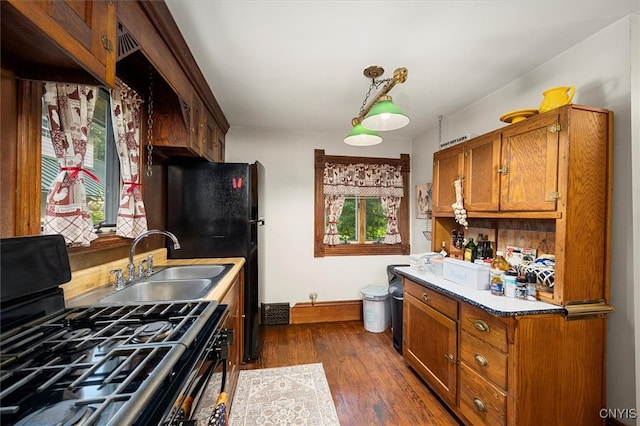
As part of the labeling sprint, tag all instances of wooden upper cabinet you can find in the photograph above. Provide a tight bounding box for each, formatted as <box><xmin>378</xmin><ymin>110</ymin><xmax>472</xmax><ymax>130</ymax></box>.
<box><xmin>432</xmin><ymin>145</ymin><xmax>464</xmax><ymax>214</ymax></box>
<box><xmin>499</xmin><ymin>113</ymin><xmax>559</xmax><ymax>211</ymax></box>
<box><xmin>188</xmin><ymin>91</ymin><xmax>204</xmax><ymax>155</ymax></box>
<box><xmin>201</xmin><ymin>109</ymin><xmax>225</xmax><ymax>162</ymax></box>
<box><xmin>463</xmin><ymin>132</ymin><xmax>501</xmax><ymax>212</ymax></box>
<box><xmin>1</xmin><ymin>0</ymin><xmax>116</xmax><ymax>87</ymax></box>
<box><xmin>433</xmin><ymin>110</ymin><xmax>561</xmax><ymax>216</ymax></box>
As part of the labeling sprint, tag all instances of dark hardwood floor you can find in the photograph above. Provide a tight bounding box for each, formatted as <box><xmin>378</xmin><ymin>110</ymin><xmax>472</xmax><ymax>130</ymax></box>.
<box><xmin>242</xmin><ymin>321</ymin><xmax>462</xmax><ymax>426</ymax></box>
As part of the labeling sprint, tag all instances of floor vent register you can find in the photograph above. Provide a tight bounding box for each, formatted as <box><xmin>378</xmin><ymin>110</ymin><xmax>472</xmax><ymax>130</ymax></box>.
<box><xmin>261</xmin><ymin>303</ymin><xmax>290</xmax><ymax>325</ymax></box>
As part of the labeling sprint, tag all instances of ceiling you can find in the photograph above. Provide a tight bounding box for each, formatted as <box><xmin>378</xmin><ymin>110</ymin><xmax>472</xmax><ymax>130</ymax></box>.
<box><xmin>164</xmin><ymin>1</ymin><xmax>639</xmax><ymax>140</ymax></box>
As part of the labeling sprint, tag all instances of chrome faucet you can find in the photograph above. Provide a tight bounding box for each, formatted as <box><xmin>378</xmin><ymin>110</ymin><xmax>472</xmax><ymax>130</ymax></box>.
<box><xmin>128</xmin><ymin>230</ymin><xmax>181</xmax><ymax>282</ymax></box>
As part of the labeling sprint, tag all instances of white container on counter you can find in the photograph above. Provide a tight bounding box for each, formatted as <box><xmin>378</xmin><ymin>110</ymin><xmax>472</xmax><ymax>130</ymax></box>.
<box><xmin>409</xmin><ymin>252</ymin><xmax>444</xmax><ymax>276</ymax></box>
<box><xmin>443</xmin><ymin>258</ymin><xmax>490</xmax><ymax>290</ymax></box>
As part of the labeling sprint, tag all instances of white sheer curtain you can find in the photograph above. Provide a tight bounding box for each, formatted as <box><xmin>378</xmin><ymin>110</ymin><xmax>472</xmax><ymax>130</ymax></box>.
<box><xmin>42</xmin><ymin>83</ymin><xmax>98</xmax><ymax>247</ymax></box>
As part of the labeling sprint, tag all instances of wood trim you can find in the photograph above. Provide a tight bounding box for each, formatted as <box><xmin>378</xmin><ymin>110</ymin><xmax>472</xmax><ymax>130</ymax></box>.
<box><xmin>15</xmin><ymin>79</ymin><xmax>42</xmax><ymax>236</ymax></box>
<box><xmin>137</xmin><ymin>0</ymin><xmax>229</xmax><ymax>132</ymax></box>
<box><xmin>313</xmin><ymin>149</ymin><xmax>411</xmax><ymax>257</ymax></box>
<box><xmin>290</xmin><ymin>300</ymin><xmax>363</xmax><ymax>324</ymax></box>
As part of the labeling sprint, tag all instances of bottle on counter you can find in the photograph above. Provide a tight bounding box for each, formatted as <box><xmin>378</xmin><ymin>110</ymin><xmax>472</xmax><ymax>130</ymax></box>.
<box><xmin>440</xmin><ymin>241</ymin><xmax>448</xmax><ymax>257</ymax></box>
<box><xmin>457</xmin><ymin>229</ymin><xmax>465</xmax><ymax>249</ymax></box>
<box><xmin>476</xmin><ymin>234</ymin><xmax>485</xmax><ymax>260</ymax></box>
<box><xmin>504</xmin><ymin>271</ymin><xmax>518</xmax><ymax>297</ymax></box>
<box><xmin>464</xmin><ymin>238</ymin><xmax>477</xmax><ymax>262</ymax></box>
<box><xmin>490</xmin><ymin>251</ymin><xmax>509</xmax><ymax>296</ymax></box>
<box><xmin>483</xmin><ymin>235</ymin><xmax>493</xmax><ymax>259</ymax></box>
<box><xmin>525</xmin><ymin>272</ymin><xmax>538</xmax><ymax>301</ymax></box>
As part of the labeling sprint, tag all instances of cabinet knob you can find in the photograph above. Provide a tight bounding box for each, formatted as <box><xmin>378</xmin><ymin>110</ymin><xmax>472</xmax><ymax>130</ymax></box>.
<box><xmin>473</xmin><ymin>397</ymin><xmax>487</xmax><ymax>412</ymax></box>
<box><xmin>474</xmin><ymin>320</ymin><xmax>490</xmax><ymax>332</ymax></box>
<box><xmin>444</xmin><ymin>353</ymin><xmax>456</xmax><ymax>364</ymax></box>
<box><xmin>474</xmin><ymin>353</ymin><xmax>489</xmax><ymax>367</ymax></box>
<box><xmin>497</xmin><ymin>165</ymin><xmax>509</xmax><ymax>175</ymax></box>
<box><xmin>422</xmin><ymin>293</ymin><xmax>431</xmax><ymax>302</ymax></box>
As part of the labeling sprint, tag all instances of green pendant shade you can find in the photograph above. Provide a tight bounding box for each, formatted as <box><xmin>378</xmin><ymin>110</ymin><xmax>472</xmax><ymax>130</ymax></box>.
<box><xmin>361</xmin><ymin>96</ymin><xmax>410</xmax><ymax>131</ymax></box>
<box><xmin>344</xmin><ymin>123</ymin><xmax>383</xmax><ymax>146</ymax></box>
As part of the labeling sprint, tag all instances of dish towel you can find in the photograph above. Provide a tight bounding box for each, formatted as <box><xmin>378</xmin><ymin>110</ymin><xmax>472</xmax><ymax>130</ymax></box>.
<box><xmin>208</xmin><ymin>392</ymin><xmax>228</xmax><ymax>426</ymax></box>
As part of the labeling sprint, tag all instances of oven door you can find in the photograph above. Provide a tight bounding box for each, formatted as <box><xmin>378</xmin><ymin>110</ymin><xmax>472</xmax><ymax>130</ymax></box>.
<box><xmin>163</xmin><ymin>306</ymin><xmax>233</xmax><ymax>426</ymax></box>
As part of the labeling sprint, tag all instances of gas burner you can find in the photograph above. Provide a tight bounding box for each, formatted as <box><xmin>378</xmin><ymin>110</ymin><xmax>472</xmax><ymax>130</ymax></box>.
<box><xmin>62</xmin><ymin>328</ymin><xmax>92</xmax><ymax>340</ymax></box>
<box><xmin>134</xmin><ymin>321</ymin><xmax>173</xmax><ymax>343</ymax></box>
<box><xmin>15</xmin><ymin>400</ymin><xmax>95</xmax><ymax>426</ymax></box>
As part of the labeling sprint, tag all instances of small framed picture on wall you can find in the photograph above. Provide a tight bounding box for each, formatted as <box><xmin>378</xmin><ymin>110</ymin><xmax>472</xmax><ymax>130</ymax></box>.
<box><xmin>416</xmin><ymin>183</ymin><xmax>432</xmax><ymax>219</ymax></box>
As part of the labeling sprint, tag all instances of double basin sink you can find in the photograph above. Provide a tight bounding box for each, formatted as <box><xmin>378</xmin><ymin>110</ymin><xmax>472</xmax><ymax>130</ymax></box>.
<box><xmin>99</xmin><ymin>264</ymin><xmax>233</xmax><ymax>303</ymax></box>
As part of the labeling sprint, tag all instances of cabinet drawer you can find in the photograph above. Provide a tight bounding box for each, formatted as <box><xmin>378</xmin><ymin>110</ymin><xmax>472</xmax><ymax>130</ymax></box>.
<box><xmin>404</xmin><ymin>279</ymin><xmax>458</xmax><ymax>320</ymax></box>
<box><xmin>459</xmin><ymin>362</ymin><xmax>507</xmax><ymax>426</ymax></box>
<box><xmin>460</xmin><ymin>303</ymin><xmax>508</xmax><ymax>352</ymax></box>
<box><xmin>460</xmin><ymin>331</ymin><xmax>507</xmax><ymax>390</ymax></box>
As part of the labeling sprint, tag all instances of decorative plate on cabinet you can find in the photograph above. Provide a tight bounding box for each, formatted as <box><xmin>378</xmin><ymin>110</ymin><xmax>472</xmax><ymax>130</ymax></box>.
<box><xmin>499</xmin><ymin>108</ymin><xmax>539</xmax><ymax>124</ymax></box>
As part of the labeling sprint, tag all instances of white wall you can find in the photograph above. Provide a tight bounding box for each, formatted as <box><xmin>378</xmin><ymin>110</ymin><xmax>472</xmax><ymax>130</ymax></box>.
<box><xmin>410</xmin><ymin>16</ymin><xmax>638</xmax><ymax>423</ymax></box>
<box><xmin>225</xmin><ymin>127</ymin><xmax>411</xmax><ymax>305</ymax></box>
<box><xmin>226</xmin><ymin>15</ymin><xmax>638</xmax><ymax>421</ymax></box>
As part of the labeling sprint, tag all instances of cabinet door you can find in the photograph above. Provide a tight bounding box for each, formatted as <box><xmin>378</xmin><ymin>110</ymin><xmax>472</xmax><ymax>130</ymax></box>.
<box><xmin>499</xmin><ymin>114</ymin><xmax>559</xmax><ymax>211</ymax></box>
<box><xmin>189</xmin><ymin>93</ymin><xmax>204</xmax><ymax>154</ymax></box>
<box><xmin>4</xmin><ymin>0</ymin><xmax>116</xmax><ymax>87</ymax></box>
<box><xmin>464</xmin><ymin>133</ymin><xmax>501</xmax><ymax>211</ymax></box>
<box><xmin>201</xmin><ymin>111</ymin><xmax>225</xmax><ymax>162</ymax></box>
<box><xmin>432</xmin><ymin>145</ymin><xmax>464</xmax><ymax>214</ymax></box>
<box><xmin>403</xmin><ymin>292</ymin><xmax>458</xmax><ymax>405</ymax></box>
<box><xmin>220</xmin><ymin>274</ymin><xmax>241</xmax><ymax>402</ymax></box>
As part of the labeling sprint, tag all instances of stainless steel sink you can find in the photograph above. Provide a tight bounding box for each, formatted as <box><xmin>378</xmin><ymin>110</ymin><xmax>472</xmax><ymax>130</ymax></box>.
<box><xmin>100</xmin><ymin>278</ymin><xmax>215</xmax><ymax>303</ymax></box>
<box><xmin>148</xmin><ymin>264</ymin><xmax>232</xmax><ymax>281</ymax></box>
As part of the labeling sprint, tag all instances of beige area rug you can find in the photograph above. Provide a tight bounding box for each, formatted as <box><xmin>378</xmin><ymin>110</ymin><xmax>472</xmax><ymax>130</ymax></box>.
<box><xmin>229</xmin><ymin>363</ymin><xmax>340</xmax><ymax>426</ymax></box>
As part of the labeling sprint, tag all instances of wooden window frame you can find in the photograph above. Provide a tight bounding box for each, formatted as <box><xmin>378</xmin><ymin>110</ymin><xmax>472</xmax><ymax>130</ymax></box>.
<box><xmin>15</xmin><ymin>80</ymin><xmax>134</xmax><ymax>256</ymax></box>
<box><xmin>314</xmin><ymin>149</ymin><xmax>411</xmax><ymax>257</ymax></box>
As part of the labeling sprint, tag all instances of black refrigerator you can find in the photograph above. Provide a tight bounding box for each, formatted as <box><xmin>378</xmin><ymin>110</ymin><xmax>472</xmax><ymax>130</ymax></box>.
<box><xmin>166</xmin><ymin>158</ymin><xmax>264</xmax><ymax>362</ymax></box>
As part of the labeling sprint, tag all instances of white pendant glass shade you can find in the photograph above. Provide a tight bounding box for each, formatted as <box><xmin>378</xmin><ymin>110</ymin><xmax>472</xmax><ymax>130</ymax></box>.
<box><xmin>344</xmin><ymin>123</ymin><xmax>383</xmax><ymax>146</ymax></box>
<box><xmin>361</xmin><ymin>97</ymin><xmax>410</xmax><ymax>131</ymax></box>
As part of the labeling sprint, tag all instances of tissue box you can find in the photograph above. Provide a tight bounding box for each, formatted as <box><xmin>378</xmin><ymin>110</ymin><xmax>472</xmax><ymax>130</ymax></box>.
<box><xmin>443</xmin><ymin>258</ymin><xmax>490</xmax><ymax>290</ymax></box>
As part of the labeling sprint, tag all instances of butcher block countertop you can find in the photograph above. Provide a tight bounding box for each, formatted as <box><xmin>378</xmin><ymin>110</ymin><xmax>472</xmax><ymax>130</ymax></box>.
<box><xmin>65</xmin><ymin>248</ymin><xmax>245</xmax><ymax>307</ymax></box>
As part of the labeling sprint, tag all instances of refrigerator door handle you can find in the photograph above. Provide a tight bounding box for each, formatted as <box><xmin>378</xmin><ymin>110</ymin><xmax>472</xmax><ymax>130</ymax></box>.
<box><xmin>250</xmin><ymin>218</ymin><xmax>265</xmax><ymax>226</ymax></box>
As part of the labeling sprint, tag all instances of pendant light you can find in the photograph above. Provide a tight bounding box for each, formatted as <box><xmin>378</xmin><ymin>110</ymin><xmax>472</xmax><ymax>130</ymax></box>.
<box><xmin>344</xmin><ymin>66</ymin><xmax>409</xmax><ymax>145</ymax></box>
<box><xmin>361</xmin><ymin>95</ymin><xmax>410</xmax><ymax>131</ymax></box>
<box><xmin>344</xmin><ymin>123</ymin><xmax>383</xmax><ymax>146</ymax></box>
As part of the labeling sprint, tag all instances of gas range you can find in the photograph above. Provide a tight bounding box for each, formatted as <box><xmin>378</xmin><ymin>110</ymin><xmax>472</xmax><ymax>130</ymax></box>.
<box><xmin>0</xmin><ymin>300</ymin><xmax>226</xmax><ymax>425</ymax></box>
<box><xmin>0</xmin><ymin>236</ymin><xmax>231</xmax><ymax>426</ymax></box>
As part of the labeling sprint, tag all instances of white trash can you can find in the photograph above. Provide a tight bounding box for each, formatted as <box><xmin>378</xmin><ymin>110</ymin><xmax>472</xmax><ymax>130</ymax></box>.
<box><xmin>361</xmin><ymin>285</ymin><xmax>391</xmax><ymax>333</ymax></box>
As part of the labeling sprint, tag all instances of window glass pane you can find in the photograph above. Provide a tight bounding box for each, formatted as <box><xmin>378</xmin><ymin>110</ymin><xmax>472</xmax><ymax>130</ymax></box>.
<box><xmin>365</xmin><ymin>197</ymin><xmax>387</xmax><ymax>241</ymax></box>
<box><xmin>336</xmin><ymin>197</ymin><xmax>356</xmax><ymax>242</ymax></box>
<box><xmin>41</xmin><ymin>89</ymin><xmax>116</xmax><ymax>229</ymax></box>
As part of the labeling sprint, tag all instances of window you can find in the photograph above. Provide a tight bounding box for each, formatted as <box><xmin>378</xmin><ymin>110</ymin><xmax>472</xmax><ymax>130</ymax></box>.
<box><xmin>314</xmin><ymin>149</ymin><xmax>410</xmax><ymax>257</ymax></box>
<box><xmin>40</xmin><ymin>88</ymin><xmax>120</xmax><ymax>230</ymax></box>
<box><xmin>334</xmin><ymin>197</ymin><xmax>387</xmax><ymax>243</ymax></box>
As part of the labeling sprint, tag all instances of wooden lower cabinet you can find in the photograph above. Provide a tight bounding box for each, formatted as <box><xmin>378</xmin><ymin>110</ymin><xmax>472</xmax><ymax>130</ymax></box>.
<box><xmin>219</xmin><ymin>273</ymin><xmax>242</xmax><ymax>405</ymax></box>
<box><xmin>403</xmin><ymin>277</ymin><xmax>606</xmax><ymax>426</ymax></box>
<box><xmin>403</xmin><ymin>279</ymin><xmax>458</xmax><ymax>405</ymax></box>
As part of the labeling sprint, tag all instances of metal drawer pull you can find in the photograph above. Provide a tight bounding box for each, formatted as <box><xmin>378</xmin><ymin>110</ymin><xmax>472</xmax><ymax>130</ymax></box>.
<box><xmin>497</xmin><ymin>165</ymin><xmax>509</xmax><ymax>175</ymax></box>
<box><xmin>422</xmin><ymin>293</ymin><xmax>431</xmax><ymax>302</ymax></box>
<box><xmin>474</xmin><ymin>320</ymin><xmax>490</xmax><ymax>332</ymax></box>
<box><xmin>474</xmin><ymin>354</ymin><xmax>488</xmax><ymax>367</ymax></box>
<box><xmin>473</xmin><ymin>398</ymin><xmax>487</xmax><ymax>412</ymax></box>
<box><xmin>444</xmin><ymin>353</ymin><xmax>456</xmax><ymax>364</ymax></box>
